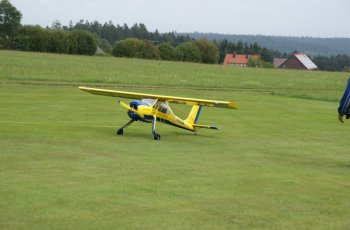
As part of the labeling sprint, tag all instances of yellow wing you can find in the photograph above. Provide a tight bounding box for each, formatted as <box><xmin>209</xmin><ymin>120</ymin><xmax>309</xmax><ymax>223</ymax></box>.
<box><xmin>79</xmin><ymin>86</ymin><xmax>239</xmax><ymax>109</ymax></box>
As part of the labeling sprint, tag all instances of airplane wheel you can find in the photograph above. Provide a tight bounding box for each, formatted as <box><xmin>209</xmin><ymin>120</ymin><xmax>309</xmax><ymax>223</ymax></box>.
<box><xmin>117</xmin><ymin>128</ymin><xmax>123</xmax><ymax>135</ymax></box>
<box><xmin>153</xmin><ymin>133</ymin><xmax>161</xmax><ymax>140</ymax></box>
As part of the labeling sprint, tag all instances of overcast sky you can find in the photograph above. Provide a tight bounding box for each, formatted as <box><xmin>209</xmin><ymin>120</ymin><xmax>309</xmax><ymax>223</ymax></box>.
<box><xmin>10</xmin><ymin>0</ymin><xmax>350</xmax><ymax>38</ymax></box>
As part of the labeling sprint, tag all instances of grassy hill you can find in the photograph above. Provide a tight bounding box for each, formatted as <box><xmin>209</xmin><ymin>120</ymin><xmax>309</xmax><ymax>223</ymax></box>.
<box><xmin>1</xmin><ymin>51</ymin><xmax>350</xmax><ymax>229</ymax></box>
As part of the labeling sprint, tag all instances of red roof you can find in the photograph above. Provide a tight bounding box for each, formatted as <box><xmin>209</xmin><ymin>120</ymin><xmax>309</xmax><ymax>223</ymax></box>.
<box><xmin>223</xmin><ymin>54</ymin><xmax>249</xmax><ymax>65</ymax></box>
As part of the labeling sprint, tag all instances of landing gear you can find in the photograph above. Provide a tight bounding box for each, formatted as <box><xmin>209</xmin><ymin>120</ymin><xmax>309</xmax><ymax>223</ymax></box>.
<box><xmin>117</xmin><ymin>128</ymin><xmax>124</xmax><ymax>135</ymax></box>
<box><xmin>153</xmin><ymin>132</ymin><xmax>161</xmax><ymax>140</ymax></box>
<box><xmin>152</xmin><ymin>116</ymin><xmax>160</xmax><ymax>140</ymax></box>
<box><xmin>116</xmin><ymin>117</ymin><xmax>161</xmax><ymax>140</ymax></box>
<box><xmin>117</xmin><ymin>119</ymin><xmax>134</xmax><ymax>136</ymax></box>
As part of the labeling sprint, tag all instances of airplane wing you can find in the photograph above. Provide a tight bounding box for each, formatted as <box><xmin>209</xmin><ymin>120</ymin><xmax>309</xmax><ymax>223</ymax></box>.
<box><xmin>79</xmin><ymin>86</ymin><xmax>239</xmax><ymax>109</ymax></box>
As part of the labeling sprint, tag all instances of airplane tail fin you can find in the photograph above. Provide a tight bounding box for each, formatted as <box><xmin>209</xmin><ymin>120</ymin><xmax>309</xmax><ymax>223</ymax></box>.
<box><xmin>185</xmin><ymin>105</ymin><xmax>202</xmax><ymax>125</ymax></box>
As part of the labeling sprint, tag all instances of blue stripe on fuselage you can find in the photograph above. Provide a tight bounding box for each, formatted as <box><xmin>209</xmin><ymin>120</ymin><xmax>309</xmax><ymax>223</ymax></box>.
<box><xmin>127</xmin><ymin>100</ymin><xmax>150</xmax><ymax>121</ymax></box>
<box><xmin>194</xmin><ymin>106</ymin><xmax>202</xmax><ymax>124</ymax></box>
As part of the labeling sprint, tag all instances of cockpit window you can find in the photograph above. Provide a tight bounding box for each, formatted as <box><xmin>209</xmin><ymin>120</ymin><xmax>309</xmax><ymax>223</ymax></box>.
<box><xmin>158</xmin><ymin>103</ymin><xmax>170</xmax><ymax>114</ymax></box>
<box><xmin>142</xmin><ymin>98</ymin><xmax>157</xmax><ymax>106</ymax></box>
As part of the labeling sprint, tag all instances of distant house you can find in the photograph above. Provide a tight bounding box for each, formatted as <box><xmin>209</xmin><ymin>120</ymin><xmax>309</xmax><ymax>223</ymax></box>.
<box><xmin>273</xmin><ymin>58</ymin><xmax>287</xmax><ymax>68</ymax></box>
<box><xmin>277</xmin><ymin>52</ymin><xmax>318</xmax><ymax>70</ymax></box>
<box><xmin>223</xmin><ymin>53</ymin><xmax>258</xmax><ymax>67</ymax></box>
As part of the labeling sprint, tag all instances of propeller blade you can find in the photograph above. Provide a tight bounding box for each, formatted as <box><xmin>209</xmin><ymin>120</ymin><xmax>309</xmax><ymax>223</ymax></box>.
<box><xmin>118</xmin><ymin>100</ymin><xmax>144</xmax><ymax>119</ymax></box>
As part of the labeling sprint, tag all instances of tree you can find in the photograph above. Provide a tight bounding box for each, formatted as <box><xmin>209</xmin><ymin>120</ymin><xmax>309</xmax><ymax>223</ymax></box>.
<box><xmin>313</xmin><ymin>55</ymin><xmax>350</xmax><ymax>71</ymax></box>
<box><xmin>158</xmin><ymin>42</ymin><xmax>176</xmax><ymax>61</ymax></box>
<box><xmin>12</xmin><ymin>25</ymin><xmax>50</xmax><ymax>52</ymax></box>
<box><xmin>51</xmin><ymin>19</ymin><xmax>62</xmax><ymax>30</ymax></box>
<box><xmin>236</xmin><ymin>41</ymin><xmax>244</xmax><ymax>54</ymax></box>
<box><xmin>194</xmin><ymin>39</ymin><xmax>219</xmax><ymax>64</ymax></box>
<box><xmin>112</xmin><ymin>38</ymin><xmax>159</xmax><ymax>60</ymax></box>
<box><xmin>175</xmin><ymin>41</ymin><xmax>202</xmax><ymax>63</ymax></box>
<box><xmin>112</xmin><ymin>37</ymin><xmax>144</xmax><ymax>57</ymax></box>
<box><xmin>138</xmin><ymin>40</ymin><xmax>160</xmax><ymax>59</ymax></box>
<box><xmin>260</xmin><ymin>48</ymin><xmax>273</xmax><ymax>63</ymax></box>
<box><xmin>247</xmin><ymin>57</ymin><xmax>273</xmax><ymax>68</ymax></box>
<box><xmin>48</xmin><ymin>29</ymin><xmax>69</xmax><ymax>53</ymax></box>
<box><xmin>0</xmin><ymin>0</ymin><xmax>22</xmax><ymax>48</ymax></box>
<box><xmin>68</xmin><ymin>30</ymin><xmax>97</xmax><ymax>55</ymax></box>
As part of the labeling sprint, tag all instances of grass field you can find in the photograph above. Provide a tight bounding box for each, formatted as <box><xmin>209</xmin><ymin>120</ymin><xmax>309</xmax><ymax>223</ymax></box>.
<box><xmin>1</xmin><ymin>50</ymin><xmax>350</xmax><ymax>229</ymax></box>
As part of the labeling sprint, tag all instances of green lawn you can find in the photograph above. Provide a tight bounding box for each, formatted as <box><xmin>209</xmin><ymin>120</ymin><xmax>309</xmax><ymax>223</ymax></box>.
<box><xmin>0</xmin><ymin>51</ymin><xmax>350</xmax><ymax>229</ymax></box>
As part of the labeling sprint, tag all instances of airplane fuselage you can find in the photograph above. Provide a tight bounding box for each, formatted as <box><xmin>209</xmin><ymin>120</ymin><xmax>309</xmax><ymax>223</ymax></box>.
<box><xmin>127</xmin><ymin>100</ymin><xmax>195</xmax><ymax>132</ymax></box>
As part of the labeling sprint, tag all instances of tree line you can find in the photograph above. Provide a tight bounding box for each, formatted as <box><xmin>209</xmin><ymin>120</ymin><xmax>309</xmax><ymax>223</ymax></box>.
<box><xmin>11</xmin><ymin>26</ymin><xmax>97</xmax><ymax>55</ymax></box>
<box><xmin>111</xmin><ymin>37</ymin><xmax>219</xmax><ymax>63</ymax></box>
<box><xmin>313</xmin><ymin>55</ymin><xmax>350</xmax><ymax>72</ymax></box>
<box><xmin>0</xmin><ymin>0</ymin><xmax>96</xmax><ymax>55</ymax></box>
<box><xmin>64</xmin><ymin>20</ymin><xmax>192</xmax><ymax>47</ymax></box>
<box><xmin>0</xmin><ymin>0</ymin><xmax>271</xmax><ymax>64</ymax></box>
<box><xmin>187</xmin><ymin>32</ymin><xmax>350</xmax><ymax>57</ymax></box>
<box><xmin>1</xmin><ymin>0</ymin><xmax>349</xmax><ymax>71</ymax></box>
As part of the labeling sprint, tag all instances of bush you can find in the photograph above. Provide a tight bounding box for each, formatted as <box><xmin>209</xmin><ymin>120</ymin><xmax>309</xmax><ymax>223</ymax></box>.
<box><xmin>175</xmin><ymin>41</ymin><xmax>202</xmax><ymax>63</ymax></box>
<box><xmin>68</xmin><ymin>30</ymin><xmax>97</xmax><ymax>55</ymax></box>
<box><xmin>158</xmin><ymin>42</ymin><xmax>176</xmax><ymax>61</ymax></box>
<box><xmin>247</xmin><ymin>57</ymin><xmax>273</xmax><ymax>68</ymax></box>
<box><xmin>112</xmin><ymin>38</ymin><xmax>160</xmax><ymax>59</ymax></box>
<box><xmin>139</xmin><ymin>40</ymin><xmax>160</xmax><ymax>59</ymax></box>
<box><xmin>11</xmin><ymin>27</ymin><xmax>96</xmax><ymax>55</ymax></box>
<box><xmin>47</xmin><ymin>29</ymin><xmax>69</xmax><ymax>53</ymax></box>
<box><xmin>112</xmin><ymin>37</ymin><xmax>144</xmax><ymax>57</ymax></box>
<box><xmin>12</xmin><ymin>25</ymin><xmax>49</xmax><ymax>52</ymax></box>
<box><xmin>194</xmin><ymin>39</ymin><xmax>219</xmax><ymax>64</ymax></box>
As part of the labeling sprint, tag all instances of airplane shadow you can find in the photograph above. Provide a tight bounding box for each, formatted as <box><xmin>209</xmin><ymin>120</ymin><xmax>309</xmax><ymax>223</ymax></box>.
<box><xmin>102</xmin><ymin>127</ymin><xmax>219</xmax><ymax>141</ymax></box>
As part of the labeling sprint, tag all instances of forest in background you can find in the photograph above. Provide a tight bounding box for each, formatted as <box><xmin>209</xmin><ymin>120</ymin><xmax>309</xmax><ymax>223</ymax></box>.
<box><xmin>1</xmin><ymin>0</ymin><xmax>350</xmax><ymax>71</ymax></box>
<box><xmin>186</xmin><ymin>32</ymin><xmax>350</xmax><ymax>57</ymax></box>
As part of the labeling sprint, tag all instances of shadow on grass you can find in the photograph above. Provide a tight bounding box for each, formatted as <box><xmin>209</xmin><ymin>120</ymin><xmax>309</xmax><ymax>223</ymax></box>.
<box><xmin>102</xmin><ymin>127</ymin><xmax>220</xmax><ymax>141</ymax></box>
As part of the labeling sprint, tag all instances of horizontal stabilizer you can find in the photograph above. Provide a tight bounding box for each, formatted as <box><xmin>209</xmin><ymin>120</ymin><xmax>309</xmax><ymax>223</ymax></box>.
<box><xmin>193</xmin><ymin>124</ymin><xmax>220</xmax><ymax>130</ymax></box>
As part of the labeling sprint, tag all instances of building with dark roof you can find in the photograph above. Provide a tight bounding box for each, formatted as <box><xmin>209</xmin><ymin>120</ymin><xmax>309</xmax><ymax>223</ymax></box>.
<box><xmin>278</xmin><ymin>52</ymin><xmax>318</xmax><ymax>70</ymax></box>
<box><xmin>273</xmin><ymin>58</ymin><xmax>287</xmax><ymax>68</ymax></box>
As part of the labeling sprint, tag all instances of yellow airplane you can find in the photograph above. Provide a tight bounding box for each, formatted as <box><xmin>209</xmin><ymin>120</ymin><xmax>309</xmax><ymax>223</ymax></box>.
<box><xmin>79</xmin><ymin>87</ymin><xmax>239</xmax><ymax>140</ymax></box>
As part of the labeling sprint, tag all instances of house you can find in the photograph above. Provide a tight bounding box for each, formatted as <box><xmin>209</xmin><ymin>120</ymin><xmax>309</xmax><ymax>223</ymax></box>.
<box><xmin>223</xmin><ymin>53</ymin><xmax>257</xmax><ymax>67</ymax></box>
<box><xmin>278</xmin><ymin>52</ymin><xmax>318</xmax><ymax>70</ymax></box>
<box><xmin>273</xmin><ymin>58</ymin><xmax>287</xmax><ymax>68</ymax></box>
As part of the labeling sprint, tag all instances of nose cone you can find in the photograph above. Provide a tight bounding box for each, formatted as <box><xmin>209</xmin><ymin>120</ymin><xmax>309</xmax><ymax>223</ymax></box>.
<box><xmin>127</xmin><ymin>101</ymin><xmax>142</xmax><ymax>121</ymax></box>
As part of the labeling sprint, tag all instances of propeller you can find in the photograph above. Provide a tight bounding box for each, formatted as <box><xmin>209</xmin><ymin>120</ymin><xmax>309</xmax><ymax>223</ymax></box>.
<box><xmin>118</xmin><ymin>100</ymin><xmax>144</xmax><ymax>119</ymax></box>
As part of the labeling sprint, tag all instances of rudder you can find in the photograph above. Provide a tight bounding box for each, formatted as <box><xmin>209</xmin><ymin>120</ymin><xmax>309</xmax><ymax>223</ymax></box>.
<box><xmin>185</xmin><ymin>105</ymin><xmax>202</xmax><ymax>124</ymax></box>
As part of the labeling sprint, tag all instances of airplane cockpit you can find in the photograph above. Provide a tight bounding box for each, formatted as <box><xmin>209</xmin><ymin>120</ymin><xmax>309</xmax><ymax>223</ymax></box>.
<box><xmin>158</xmin><ymin>103</ymin><xmax>170</xmax><ymax>114</ymax></box>
<box><xmin>141</xmin><ymin>98</ymin><xmax>157</xmax><ymax>107</ymax></box>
